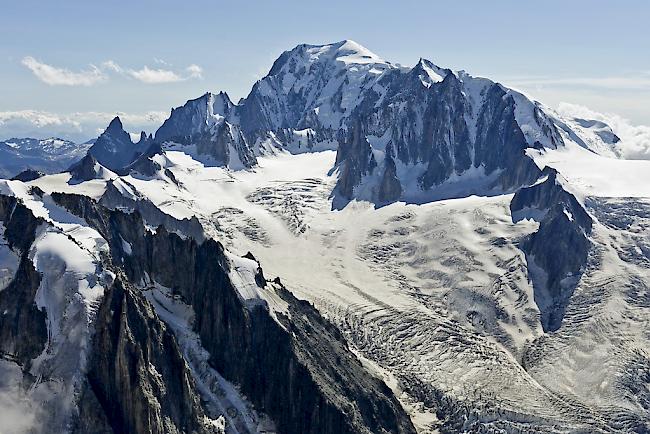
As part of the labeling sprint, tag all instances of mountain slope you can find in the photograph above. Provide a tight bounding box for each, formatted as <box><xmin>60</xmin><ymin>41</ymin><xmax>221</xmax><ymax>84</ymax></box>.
<box><xmin>87</xmin><ymin>116</ymin><xmax>153</xmax><ymax>171</ymax></box>
<box><xmin>146</xmin><ymin>40</ymin><xmax>609</xmax><ymax>208</ymax></box>
<box><xmin>0</xmin><ymin>176</ymin><xmax>415</xmax><ymax>434</ymax></box>
<box><xmin>1</xmin><ymin>40</ymin><xmax>649</xmax><ymax>434</ymax></box>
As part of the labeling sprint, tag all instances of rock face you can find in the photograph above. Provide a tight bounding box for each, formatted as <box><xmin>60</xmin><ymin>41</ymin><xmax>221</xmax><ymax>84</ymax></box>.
<box><xmin>377</xmin><ymin>146</ymin><xmax>402</xmax><ymax>204</ymax></box>
<box><xmin>68</xmin><ymin>153</ymin><xmax>104</xmax><ymax>181</ymax></box>
<box><xmin>39</xmin><ymin>190</ymin><xmax>416</xmax><ymax>434</ymax></box>
<box><xmin>11</xmin><ymin>169</ymin><xmax>45</xmax><ymax>182</ymax></box>
<box><xmin>78</xmin><ymin>275</ymin><xmax>209</xmax><ymax>434</ymax></box>
<box><xmin>510</xmin><ymin>167</ymin><xmax>593</xmax><ymax>331</ymax></box>
<box><xmin>88</xmin><ymin>117</ymin><xmax>151</xmax><ymax>171</ymax></box>
<box><xmin>334</xmin><ymin>118</ymin><xmax>377</xmax><ymax>202</ymax></box>
<box><xmin>0</xmin><ymin>195</ymin><xmax>47</xmax><ymax>366</ymax></box>
<box><xmin>155</xmin><ymin>92</ymin><xmax>257</xmax><ymax>169</ymax></box>
<box><xmin>147</xmin><ymin>40</ymin><xmax>571</xmax><ymax>204</ymax></box>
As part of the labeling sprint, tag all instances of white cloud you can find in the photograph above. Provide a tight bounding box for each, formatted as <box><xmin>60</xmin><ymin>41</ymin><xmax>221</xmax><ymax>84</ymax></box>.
<box><xmin>127</xmin><ymin>66</ymin><xmax>184</xmax><ymax>84</ymax></box>
<box><xmin>186</xmin><ymin>64</ymin><xmax>203</xmax><ymax>79</ymax></box>
<box><xmin>21</xmin><ymin>57</ymin><xmax>203</xmax><ymax>86</ymax></box>
<box><xmin>558</xmin><ymin>102</ymin><xmax>650</xmax><ymax>160</ymax></box>
<box><xmin>101</xmin><ymin>60</ymin><xmax>123</xmax><ymax>73</ymax></box>
<box><xmin>0</xmin><ymin>110</ymin><xmax>168</xmax><ymax>142</ymax></box>
<box><xmin>127</xmin><ymin>64</ymin><xmax>204</xmax><ymax>83</ymax></box>
<box><xmin>21</xmin><ymin>56</ymin><xmax>107</xmax><ymax>86</ymax></box>
<box><xmin>0</xmin><ymin>362</ymin><xmax>42</xmax><ymax>434</ymax></box>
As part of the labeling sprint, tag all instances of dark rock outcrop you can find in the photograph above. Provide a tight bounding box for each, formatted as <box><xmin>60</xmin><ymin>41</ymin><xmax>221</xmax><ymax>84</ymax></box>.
<box><xmin>0</xmin><ymin>195</ymin><xmax>48</xmax><ymax>367</ymax></box>
<box><xmin>510</xmin><ymin>166</ymin><xmax>591</xmax><ymax>230</ymax></box>
<box><xmin>118</xmin><ymin>143</ymin><xmax>164</xmax><ymax>178</ymax></box>
<box><xmin>334</xmin><ymin>119</ymin><xmax>377</xmax><ymax>202</ymax></box>
<box><xmin>155</xmin><ymin>92</ymin><xmax>257</xmax><ymax>169</ymax></box>
<box><xmin>80</xmin><ymin>274</ymin><xmax>210</xmax><ymax>434</ymax></box>
<box><xmin>417</xmin><ymin>73</ymin><xmax>472</xmax><ymax>189</ymax></box>
<box><xmin>510</xmin><ymin>168</ymin><xmax>593</xmax><ymax>331</ymax></box>
<box><xmin>88</xmin><ymin>116</ymin><xmax>150</xmax><ymax>172</ymax></box>
<box><xmin>377</xmin><ymin>146</ymin><xmax>402</xmax><ymax>204</ymax></box>
<box><xmin>50</xmin><ymin>192</ymin><xmax>416</xmax><ymax>434</ymax></box>
<box><xmin>68</xmin><ymin>153</ymin><xmax>103</xmax><ymax>182</ymax></box>
<box><xmin>11</xmin><ymin>169</ymin><xmax>45</xmax><ymax>182</ymax></box>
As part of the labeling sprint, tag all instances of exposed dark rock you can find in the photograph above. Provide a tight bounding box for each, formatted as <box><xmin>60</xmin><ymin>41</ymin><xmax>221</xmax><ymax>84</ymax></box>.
<box><xmin>118</xmin><ymin>143</ymin><xmax>164</xmax><ymax>177</ymax></box>
<box><xmin>334</xmin><ymin>118</ymin><xmax>376</xmax><ymax>202</ymax></box>
<box><xmin>11</xmin><ymin>169</ymin><xmax>45</xmax><ymax>182</ymax></box>
<box><xmin>88</xmin><ymin>116</ymin><xmax>147</xmax><ymax>170</ymax></box>
<box><xmin>0</xmin><ymin>194</ymin><xmax>45</xmax><ymax>252</ymax></box>
<box><xmin>510</xmin><ymin>168</ymin><xmax>593</xmax><ymax>332</ymax></box>
<box><xmin>51</xmin><ymin>192</ymin><xmax>416</xmax><ymax>434</ymax></box>
<box><xmin>83</xmin><ymin>274</ymin><xmax>210</xmax><ymax>434</ymax></box>
<box><xmin>68</xmin><ymin>153</ymin><xmax>103</xmax><ymax>182</ymax></box>
<box><xmin>474</xmin><ymin>84</ymin><xmax>536</xmax><ymax>189</ymax></box>
<box><xmin>155</xmin><ymin>92</ymin><xmax>257</xmax><ymax>168</ymax></box>
<box><xmin>0</xmin><ymin>195</ymin><xmax>48</xmax><ymax>367</ymax></box>
<box><xmin>0</xmin><ymin>255</ymin><xmax>47</xmax><ymax>367</ymax></box>
<box><xmin>510</xmin><ymin>166</ymin><xmax>592</xmax><ymax>231</ymax></box>
<box><xmin>72</xmin><ymin>384</ymin><xmax>115</xmax><ymax>434</ymax></box>
<box><xmin>418</xmin><ymin>73</ymin><xmax>472</xmax><ymax>189</ymax></box>
<box><xmin>377</xmin><ymin>146</ymin><xmax>402</xmax><ymax>204</ymax></box>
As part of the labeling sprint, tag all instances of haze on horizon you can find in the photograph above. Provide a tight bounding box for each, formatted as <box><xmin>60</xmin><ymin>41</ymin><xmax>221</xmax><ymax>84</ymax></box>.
<box><xmin>1</xmin><ymin>0</ymin><xmax>649</xmax><ymax>147</ymax></box>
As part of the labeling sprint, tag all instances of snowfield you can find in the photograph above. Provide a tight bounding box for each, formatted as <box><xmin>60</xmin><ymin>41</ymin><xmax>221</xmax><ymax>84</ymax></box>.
<box><xmin>13</xmin><ymin>143</ymin><xmax>648</xmax><ymax>432</ymax></box>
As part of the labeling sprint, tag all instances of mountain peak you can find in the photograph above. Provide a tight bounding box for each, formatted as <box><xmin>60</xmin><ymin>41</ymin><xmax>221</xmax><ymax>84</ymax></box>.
<box><xmin>268</xmin><ymin>40</ymin><xmax>387</xmax><ymax>77</ymax></box>
<box><xmin>412</xmin><ymin>58</ymin><xmax>448</xmax><ymax>87</ymax></box>
<box><xmin>301</xmin><ymin>39</ymin><xmax>385</xmax><ymax>65</ymax></box>
<box><xmin>106</xmin><ymin>116</ymin><xmax>124</xmax><ymax>133</ymax></box>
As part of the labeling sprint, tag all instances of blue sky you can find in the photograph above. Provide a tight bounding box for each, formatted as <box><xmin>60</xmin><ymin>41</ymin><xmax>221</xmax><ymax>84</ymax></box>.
<box><xmin>1</xmin><ymin>0</ymin><xmax>649</xmax><ymax>141</ymax></box>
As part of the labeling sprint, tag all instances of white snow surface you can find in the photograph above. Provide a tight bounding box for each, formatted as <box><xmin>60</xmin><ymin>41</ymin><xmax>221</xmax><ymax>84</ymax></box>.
<box><xmin>81</xmin><ymin>148</ymin><xmax>646</xmax><ymax>432</ymax></box>
<box><xmin>10</xmin><ymin>143</ymin><xmax>650</xmax><ymax>431</ymax></box>
<box><xmin>225</xmin><ymin>252</ymin><xmax>266</xmax><ymax>307</ymax></box>
<box><xmin>528</xmin><ymin>138</ymin><xmax>650</xmax><ymax>198</ymax></box>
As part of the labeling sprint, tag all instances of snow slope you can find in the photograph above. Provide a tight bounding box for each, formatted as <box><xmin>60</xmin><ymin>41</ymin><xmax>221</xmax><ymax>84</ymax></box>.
<box><xmin>24</xmin><ymin>143</ymin><xmax>648</xmax><ymax>432</ymax></box>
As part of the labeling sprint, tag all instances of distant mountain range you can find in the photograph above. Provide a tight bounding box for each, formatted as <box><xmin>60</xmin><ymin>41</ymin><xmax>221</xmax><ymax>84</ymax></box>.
<box><xmin>0</xmin><ymin>137</ymin><xmax>91</xmax><ymax>178</ymax></box>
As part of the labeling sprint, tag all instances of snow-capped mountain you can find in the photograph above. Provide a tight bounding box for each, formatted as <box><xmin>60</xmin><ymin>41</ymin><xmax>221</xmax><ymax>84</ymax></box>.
<box><xmin>0</xmin><ymin>41</ymin><xmax>649</xmax><ymax>434</ymax></box>
<box><xmin>0</xmin><ymin>137</ymin><xmax>90</xmax><ymax>178</ymax></box>
<box><xmin>142</xmin><ymin>40</ymin><xmax>614</xmax><ymax>207</ymax></box>
<box><xmin>155</xmin><ymin>92</ymin><xmax>256</xmax><ymax>169</ymax></box>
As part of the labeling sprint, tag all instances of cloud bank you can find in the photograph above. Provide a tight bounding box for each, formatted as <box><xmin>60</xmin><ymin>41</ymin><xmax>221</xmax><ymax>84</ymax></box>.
<box><xmin>22</xmin><ymin>57</ymin><xmax>203</xmax><ymax>86</ymax></box>
<box><xmin>506</xmin><ymin>75</ymin><xmax>650</xmax><ymax>91</ymax></box>
<box><xmin>558</xmin><ymin>102</ymin><xmax>650</xmax><ymax>160</ymax></box>
<box><xmin>0</xmin><ymin>110</ymin><xmax>168</xmax><ymax>142</ymax></box>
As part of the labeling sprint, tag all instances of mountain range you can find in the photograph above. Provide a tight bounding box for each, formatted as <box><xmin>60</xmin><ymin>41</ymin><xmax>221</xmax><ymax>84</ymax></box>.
<box><xmin>0</xmin><ymin>40</ymin><xmax>648</xmax><ymax>434</ymax></box>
